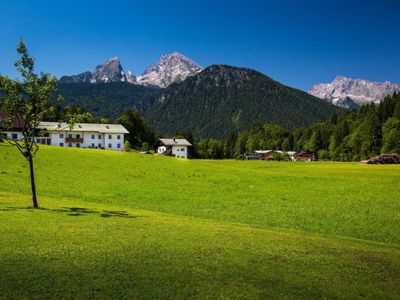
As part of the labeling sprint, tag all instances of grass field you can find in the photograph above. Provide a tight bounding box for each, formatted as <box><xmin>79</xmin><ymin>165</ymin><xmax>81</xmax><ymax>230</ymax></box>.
<box><xmin>1</xmin><ymin>143</ymin><xmax>400</xmax><ymax>299</ymax></box>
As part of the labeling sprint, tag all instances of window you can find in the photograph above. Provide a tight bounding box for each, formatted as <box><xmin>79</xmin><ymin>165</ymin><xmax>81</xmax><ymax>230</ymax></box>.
<box><xmin>59</xmin><ymin>143</ymin><xmax>64</xmax><ymax>147</ymax></box>
<box><xmin>117</xmin><ymin>135</ymin><xmax>121</xmax><ymax>140</ymax></box>
<box><xmin>181</xmin><ymin>148</ymin><xmax>185</xmax><ymax>151</ymax></box>
<box><xmin>76</xmin><ymin>134</ymin><xmax>80</xmax><ymax>139</ymax></box>
<box><xmin>98</xmin><ymin>143</ymin><xmax>102</xmax><ymax>148</ymax></box>
<box><xmin>68</xmin><ymin>134</ymin><xmax>72</xmax><ymax>138</ymax></box>
<box><xmin>91</xmin><ymin>134</ymin><xmax>95</xmax><ymax>139</ymax></box>
<box><xmin>108</xmin><ymin>143</ymin><xmax>112</xmax><ymax>148</ymax></box>
<box><xmin>59</xmin><ymin>133</ymin><xmax>64</xmax><ymax>138</ymax></box>
<box><xmin>117</xmin><ymin>143</ymin><xmax>121</xmax><ymax>149</ymax></box>
<box><xmin>108</xmin><ymin>135</ymin><xmax>112</xmax><ymax>139</ymax></box>
<box><xmin>68</xmin><ymin>143</ymin><xmax>72</xmax><ymax>147</ymax></box>
<box><xmin>76</xmin><ymin>143</ymin><xmax>80</xmax><ymax>148</ymax></box>
<box><xmin>177</xmin><ymin>149</ymin><xmax>180</xmax><ymax>151</ymax></box>
<box><xmin>12</xmin><ymin>133</ymin><xmax>18</xmax><ymax>140</ymax></box>
<box><xmin>91</xmin><ymin>143</ymin><xmax>95</xmax><ymax>148</ymax></box>
<box><xmin>98</xmin><ymin>135</ymin><xmax>102</xmax><ymax>139</ymax></box>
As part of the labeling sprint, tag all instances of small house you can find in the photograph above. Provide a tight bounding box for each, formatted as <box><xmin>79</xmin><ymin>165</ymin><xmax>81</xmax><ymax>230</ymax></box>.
<box><xmin>155</xmin><ymin>138</ymin><xmax>192</xmax><ymax>159</ymax></box>
<box><xmin>293</xmin><ymin>150</ymin><xmax>315</xmax><ymax>162</ymax></box>
<box><xmin>254</xmin><ymin>150</ymin><xmax>274</xmax><ymax>160</ymax></box>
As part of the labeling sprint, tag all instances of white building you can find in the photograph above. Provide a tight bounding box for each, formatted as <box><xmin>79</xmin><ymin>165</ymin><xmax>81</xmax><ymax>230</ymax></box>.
<box><xmin>0</xmin><ymin>117</ymin><xmax>129</xmax><ymax>152</ymax></box>
<box><xmin>155</xmin><ymin>138</ymin><xmax>192</xmax><ymax>159</ymax></box>
<box><xmin>37</xmin><ymin>122</ymin><xmax>129</xmax><ymax>151</ymax></box>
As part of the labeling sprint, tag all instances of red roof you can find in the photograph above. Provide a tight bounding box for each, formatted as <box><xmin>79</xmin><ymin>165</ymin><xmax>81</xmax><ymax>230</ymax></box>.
<box><xmin>0</xmin><ymin>112</ymin><xmax>25</xmax><ymax>130</ymax></box>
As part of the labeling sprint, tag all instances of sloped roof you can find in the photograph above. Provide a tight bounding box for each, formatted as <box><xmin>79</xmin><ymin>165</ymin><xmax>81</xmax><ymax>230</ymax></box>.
<box><xmin>38</xmin><ymin>122</ymin><xmax>129</xmax><ymax>134</ymax></box>
<box><xmin>254</xmin><ymin>150</ymin><xmax>273</xmax><ymax>154</ymax></box>
<box><xmin>159</xmin><ymin>138</ymin><xmax>192</xmax><ymax>146</ymax></box>
<box><xmin>0</xmin><ymin>112</ymin><xmax>25</xmax><ymax>130</ymax></box>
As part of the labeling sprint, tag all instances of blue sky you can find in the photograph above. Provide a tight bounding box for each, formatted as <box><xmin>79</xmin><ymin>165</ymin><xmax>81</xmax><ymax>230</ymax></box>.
<box><xmin>0</xmin><ymin>0</ymin><xmax>399</xmax><ymax>91</ymax></box>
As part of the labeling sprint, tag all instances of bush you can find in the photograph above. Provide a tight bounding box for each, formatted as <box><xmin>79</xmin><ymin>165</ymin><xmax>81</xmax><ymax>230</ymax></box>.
<box><xmin>124</xmin><ymin>140</ymin><xmax>132</xmax><ymax>152</ymax></box>
<box><xmin>318</xmin><ymin>150</ymin><xmax>329</xmax><ymax>161</ymax></box>
<box><xmin>273</xmin><ymin>152</ymin><xmax>291</xmax><ymax>161</ymax></box>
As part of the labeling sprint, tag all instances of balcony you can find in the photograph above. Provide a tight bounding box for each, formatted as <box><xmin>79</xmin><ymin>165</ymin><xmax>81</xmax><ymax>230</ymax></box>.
<box><xmin>65</xmin><ymin>137</ymin><xmax>83</xmax><ymax>143</ymax></box>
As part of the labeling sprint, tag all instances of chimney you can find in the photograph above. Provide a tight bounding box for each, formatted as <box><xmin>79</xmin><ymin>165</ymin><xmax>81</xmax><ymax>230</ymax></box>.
<box><xmin>173</xmin><ymin>137</ymin><xmax>176</xmax><ymax>142</ymax></box>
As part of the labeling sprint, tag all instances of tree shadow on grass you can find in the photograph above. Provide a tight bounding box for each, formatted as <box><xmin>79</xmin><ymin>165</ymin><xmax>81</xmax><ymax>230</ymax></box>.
<box><xmin>0</xmin><ymin>206</ymin><xmax>137</xmax><ymax>218</ymax></box>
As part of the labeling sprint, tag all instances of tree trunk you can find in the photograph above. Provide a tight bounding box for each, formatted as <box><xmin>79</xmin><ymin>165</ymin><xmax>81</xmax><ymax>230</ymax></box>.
<box><xmin>28</xmin><ymin>153</ymin><xmax>39</xmax><ymax>208</ymax></box>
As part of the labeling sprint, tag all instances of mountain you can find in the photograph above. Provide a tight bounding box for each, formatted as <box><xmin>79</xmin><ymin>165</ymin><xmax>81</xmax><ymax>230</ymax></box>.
<box><xmin>59</xmin><ymin>57</ymin><xmax>137</xmax><ymax>84</ymax></box>
<box><xmin>309</xmin><ymin>76</ymin><xmax>400</xmax><ymax>108</ymax></box>
<box><xmin>137</xmin><ymin>52</ymin><xmax>203</xmax><ymax>87</ymax></box>
<box><xmin>58</xmin><ymin>52</ymin><xmax>202</xmax><ymax>88</ymax></box>
<box><xmin>144</xmin><ymin>65</ymin><xmax>344</xmax><ymax>138</ymax></box>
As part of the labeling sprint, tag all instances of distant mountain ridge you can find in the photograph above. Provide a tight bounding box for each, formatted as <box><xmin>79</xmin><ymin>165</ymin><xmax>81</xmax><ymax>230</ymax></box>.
<box><xmin>309</xmin><ymin>76</ymin><xmax>400</xmax><ymax>108</ymax></box>
<box><xmin>59</xmin><ymin>52</ymin><xmax>202</xmax><ymax>88</ymax></box>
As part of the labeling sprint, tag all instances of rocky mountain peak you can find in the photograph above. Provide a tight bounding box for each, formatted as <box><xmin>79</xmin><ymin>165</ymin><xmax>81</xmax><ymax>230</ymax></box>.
<box><xmin>59</xmin><ymin>56</ymin><xmax>138</xmax><ymax>84</ymax></box>
<box><xmin>59</xmin><ymin>52</ymin><xmax>202</xmax><ymax>87</ymax></box>
<box><xmin>137</xmin><ymin>52</ymin><xmax>203</xmax><ymax>88</ymax></box>
<box><xmin>191</xmin><ymin>65</ymin><xmax>251</xmax><ymax>87</ymax></box>
<box><xmin>91</xmin><ymin>57</ymin><xmax>127</xmax><ymax>83</ymax></box>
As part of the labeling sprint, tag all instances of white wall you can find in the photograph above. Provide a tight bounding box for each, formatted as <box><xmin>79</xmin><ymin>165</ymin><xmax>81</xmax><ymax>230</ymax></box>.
<box><xmin>172</xmin><ymin>145</ymin><xmax>188</xmax><ymax>158</ymax></box>
<box><xmin>49</xmin><ymin>131</ymin><xmax>124</xmax><ymax>151</ymax></box>
<box><xmin>104</xmin><ymin>133</ymin><xmax>124</xmax><ymax>151</ymax></box>
<box><xmin>3</xmin><ymin>132</ymin><xmax>23</xmax><ymax>141</ymax></box>
<box><xmin>157</xmin><ymin>146</ymin><xmax>166</xmax><ymax>154</ymax></box>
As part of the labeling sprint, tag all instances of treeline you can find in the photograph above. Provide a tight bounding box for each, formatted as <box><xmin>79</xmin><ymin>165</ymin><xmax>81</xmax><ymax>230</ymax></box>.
<box><xmin>44</xmin><ymin>105</ymin><xmax>112</xmax><ymax>124</ymax></box>
<box><xmin>191</xmin><ymin>93</ymin><xmax>400</xmax><ymax>161</ymax></box>
<box><xmin>44</xmin><ymin>92</ymin><xmax>400</xmax><ymax>161</ymax></box>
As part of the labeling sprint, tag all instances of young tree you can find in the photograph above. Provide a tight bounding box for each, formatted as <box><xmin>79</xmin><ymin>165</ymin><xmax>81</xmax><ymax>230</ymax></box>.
<box><xmin>0</xmin><ymin>40</ymin><xmax>59</xmax><ymax>208</ymax></box>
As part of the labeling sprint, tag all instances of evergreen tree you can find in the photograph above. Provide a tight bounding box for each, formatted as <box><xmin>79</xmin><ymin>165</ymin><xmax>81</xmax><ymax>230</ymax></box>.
<box><xmin>381</xmin><ymin>117</ymin><xmax>400</xmax><ymax>153</ymax></box>
<box><xmin>117</xmin><ymin>111</ymin><xmax>156</xmax><ymax>150</ymax></box>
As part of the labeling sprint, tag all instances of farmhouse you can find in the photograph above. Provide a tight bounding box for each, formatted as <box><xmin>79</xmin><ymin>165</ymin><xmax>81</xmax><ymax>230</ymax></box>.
<box><xmin>155</xmin><ymin>138</ymin><xmax>192</xmax><ymax>159</ymax></box>
<box><xmin>256</xmin><ymin>150</ymin><xmax>274</xmax><ymax>160</ymax></box>
<box><xmin>0</xmin><ymin>116</ymin><xmax>129</xmax><ymax>151</ymax></box>
<box><xmin>293</xmin><ymin>150</ymin><xmax>315</xmax><ymax>162</ymax></box>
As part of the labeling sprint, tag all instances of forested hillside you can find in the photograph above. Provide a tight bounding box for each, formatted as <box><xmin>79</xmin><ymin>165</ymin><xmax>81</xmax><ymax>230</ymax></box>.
<box><xmin>56</xmin><ymin>82</ymin><xmax>159</xmax><ymax>119</ymax></box>
<box><xmin>145</xmin><ymin>65</ymin><xmax>344</xmax><ymax>138</ymax></box>
<box><xmin>195</xmin><ymin>93</ymin><xmax>400</xmax><ymax>161</ymax></box>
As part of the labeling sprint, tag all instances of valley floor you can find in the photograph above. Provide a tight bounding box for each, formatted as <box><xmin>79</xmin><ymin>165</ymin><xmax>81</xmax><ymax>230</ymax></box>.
<box><xmin>0</xmin><ymin>144</ymin><xmax>399</xmax><ymax>299</ymax></box>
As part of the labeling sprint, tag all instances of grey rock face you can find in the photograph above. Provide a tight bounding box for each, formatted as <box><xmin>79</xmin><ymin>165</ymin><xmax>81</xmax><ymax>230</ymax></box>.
<box><xmin>137</xmin><ymin>52</ymin><xmax>203</xmax><ymax>88</ymax></box>
<box><xmin>309</xmin><ymin>76</ymin><xmax>400</xmax><ymax>107</ymax></box>
<box><xmin>59</xmin><ymin>57</ymin><xmax>138</xmax><ymax>84</ymax></box>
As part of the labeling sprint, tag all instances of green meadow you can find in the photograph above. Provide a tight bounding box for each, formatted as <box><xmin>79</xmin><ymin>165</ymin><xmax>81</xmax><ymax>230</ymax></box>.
<box><xmin>1</xmin><ymin>143</ymin><xmax>399</xmax><ymax>299</ymax></box>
